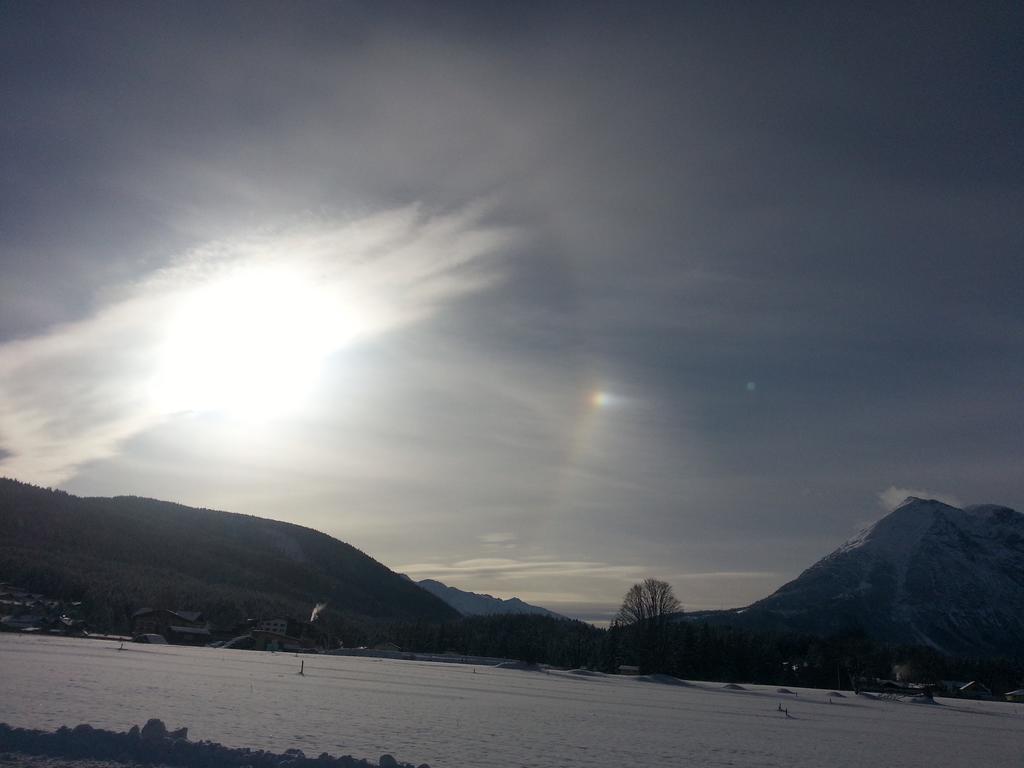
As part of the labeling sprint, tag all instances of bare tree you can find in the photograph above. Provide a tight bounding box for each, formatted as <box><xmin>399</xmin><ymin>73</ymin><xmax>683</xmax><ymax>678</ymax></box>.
<box><xmin>616</xmin><ymin>578</ymin><xmax>681</xmax><ymax>626</ymax></box>
<box><xmin>614</xmin><ymin>579</ymin><xmax>681</xmax><ymax>674</ymax></box>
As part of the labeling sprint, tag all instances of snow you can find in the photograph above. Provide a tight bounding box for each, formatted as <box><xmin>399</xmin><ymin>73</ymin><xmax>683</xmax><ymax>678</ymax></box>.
<box><xmin>1</xmin><ymin>634</ymin><xmax>1022</xmax><ymax>768</ymax></box>
<box><xmin>759</xmin><ymin>498</ymin><xmax>1024</xmax><ymax>656</ymax></box>
<box><xmin>836</xmin><ymin>497</ymin><xmax>945</xmax><ymax>561</ymax></box>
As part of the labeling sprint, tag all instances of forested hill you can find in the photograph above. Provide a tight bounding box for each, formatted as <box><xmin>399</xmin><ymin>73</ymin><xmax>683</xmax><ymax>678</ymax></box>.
<box><xmin>0</xmin><ymin>478</ymin><xmax>457</xmax><ymax>632</ymax></box>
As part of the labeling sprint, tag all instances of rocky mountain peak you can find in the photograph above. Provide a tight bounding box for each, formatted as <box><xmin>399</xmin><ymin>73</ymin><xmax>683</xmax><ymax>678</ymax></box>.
<box><xmin>716</xmin><ymin>497</ymin><xmax>1024</xmax><ymax>657</ymax></box>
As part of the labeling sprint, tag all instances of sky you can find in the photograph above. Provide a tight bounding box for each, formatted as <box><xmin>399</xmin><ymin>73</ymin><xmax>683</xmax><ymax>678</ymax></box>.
<box><xmin>1</xmin><ymin>1</ymin><xmax>1022</xmax><ymax>623</ymax></box>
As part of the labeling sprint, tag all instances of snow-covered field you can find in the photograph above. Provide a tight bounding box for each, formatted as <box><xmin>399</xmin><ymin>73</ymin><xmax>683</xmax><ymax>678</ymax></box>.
<box><xmin>1</xmin><ymin>635</ymin><xmax>1021</xmax><ymax>768</ymax></box>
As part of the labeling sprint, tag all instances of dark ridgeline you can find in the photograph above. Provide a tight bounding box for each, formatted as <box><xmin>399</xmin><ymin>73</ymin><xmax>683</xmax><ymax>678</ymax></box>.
<box><xmin>0</xmin><ymin>478</ymin><xmax>456</xmax><ymax>638</ymax></box>
<box><xmin>415</xmin><ymin>578</ymin><xmax>565</xmax><ymax>619</ymax></box>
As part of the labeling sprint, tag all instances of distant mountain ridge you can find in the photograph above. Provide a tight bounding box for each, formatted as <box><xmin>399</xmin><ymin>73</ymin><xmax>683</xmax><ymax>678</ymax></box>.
<box><xmin>688</xmin><ymin>497</ymin><xmax>1024</xmax><ymax>657</ymax></box>
<box><xmin>414</xmin><ymin>577</ymin><xmax>566</xmax><ymax>619</ymax></box>
<box><xmin>0</xmin><ymin>478</ymin><xmax>457</xmax><ymax>633</ymax></box>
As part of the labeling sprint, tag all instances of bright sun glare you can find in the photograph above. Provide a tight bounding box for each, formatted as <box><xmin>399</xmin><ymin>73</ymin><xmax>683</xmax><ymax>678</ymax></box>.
<box><xmin>151</xmin><ymin>267</ymin><xmax>347</xmax><ymax>417</ymax></box>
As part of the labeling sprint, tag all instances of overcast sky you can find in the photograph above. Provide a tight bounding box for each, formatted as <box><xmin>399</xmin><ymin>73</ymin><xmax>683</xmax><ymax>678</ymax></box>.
<box><xmin>2</xmin><ymin>2</ymin><xmax>1021</xmax><ymax>622</ymax></box>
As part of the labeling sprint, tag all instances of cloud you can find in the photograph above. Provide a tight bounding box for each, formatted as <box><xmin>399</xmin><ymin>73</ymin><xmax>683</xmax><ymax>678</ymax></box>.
<box><xmin>3</xmin><ymin>3</ymin><xmax>1022</xmax><ymax>619</ymax></box>
<box><xmin>670</xmin><ymin>571</ymin><xmax>779</xmax><ymax>580</ymax></box>
<box><xmin>397</xmin><ymin>558</ymin><xmax>648</xmax><ymax>582</ymax></box>
<box><xmin>0</xmin><ymin>205</ymin><xmax>515</xmax><ymax>485</ymax></box>
<box><xmin>878</xmin><ymin>486</ymin><xmax>962</xmax><ymax>511</ymax></box>
<box><xmin>478</xmin><ymin>532</ymin><xmax>517</xmax><ymax>545</ymax></box>
<box><xmin>399</xmin><ymin>558</ymin><xmax>775</xmax><ymax>587</ymax></box>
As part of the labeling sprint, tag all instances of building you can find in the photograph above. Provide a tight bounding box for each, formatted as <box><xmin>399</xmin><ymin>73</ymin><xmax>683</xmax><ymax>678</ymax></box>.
<box><xmin>131</xmin><ymin>608</ymin><xmax>208</xmax><ymax>643</ymax></box>
<box><xmin>958</xmin><ymin>681</ymin><xmax>993</xmax><ymax>699</ymax></box>
<box><xmin>256</xmin><ymin>618</ymin><xmax>289</xmax><ymax>636</ymax></box>
<box><xmin>249</xmin><ymin>616</ymin><xmax>328</xmax><ymax>652</ymax></box>
<box><xmin>938</xmin><ymin>680</ymin><xmax>968</xmax><ymax>694</ymax></box>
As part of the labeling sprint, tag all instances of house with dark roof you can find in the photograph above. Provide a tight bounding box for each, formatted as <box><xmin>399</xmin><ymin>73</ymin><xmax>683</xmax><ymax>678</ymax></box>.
<box><xmin>131</xmin><ymin>608</ymin><xmax>208</xmax><ymax>644</ymax></box>
<box><xmin>250</xmin><ymin>617</ymin><xmax>327</xmax><ymax>652</ymax></box>
<box><xmin>958</xmin><ymin>681</ymin><xmax>993</xmax><ymax>699</ymax></box>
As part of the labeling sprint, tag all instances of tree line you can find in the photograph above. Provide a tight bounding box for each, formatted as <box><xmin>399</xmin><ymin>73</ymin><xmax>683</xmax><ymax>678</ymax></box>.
<box><xmin>364</xmin><ymin>579</ymin><xmax>1023</xmax><ymax>695</ymax></box>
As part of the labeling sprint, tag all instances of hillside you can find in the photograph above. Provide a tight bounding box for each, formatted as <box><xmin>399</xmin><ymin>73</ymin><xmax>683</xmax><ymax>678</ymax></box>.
<box><xmin>0</xmin><ymin>478</ymin><xmax>457</xmax><ymax>633</ymax></box>
<box><xmin>415</xmin><ymin>578</ymin><xmax>566</xmax><ymax>619</ymax></box>
<box><xmin>688</xmin><ymin>498</ymin><xmax>1024</xmax><ymax>657</ymax></box>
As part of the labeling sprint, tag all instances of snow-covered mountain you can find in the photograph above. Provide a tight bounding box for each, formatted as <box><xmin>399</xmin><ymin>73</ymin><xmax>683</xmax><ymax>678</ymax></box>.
<box><xmin>693</xmin><ymin>498</ymin><xmax>1024</xmax><ymax>657</ymax></box>
<box><xmin>414</xmin><ymin>578</ymin><xmax>566</xmax><ymax>619</ymax></box>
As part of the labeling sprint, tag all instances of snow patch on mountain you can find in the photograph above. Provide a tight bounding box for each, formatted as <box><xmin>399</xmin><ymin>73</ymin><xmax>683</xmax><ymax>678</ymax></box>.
<box><xmin>712</xmin><ymin>497</ymin><xmax>1024</xmax><ymax>657</ymax></box>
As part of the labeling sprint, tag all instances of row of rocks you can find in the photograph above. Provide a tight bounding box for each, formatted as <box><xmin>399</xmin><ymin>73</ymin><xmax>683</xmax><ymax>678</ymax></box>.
<box><xmin>0</xmin><ymin>721</ymin><xmax>428</xmax><ymax>768</ymax></box>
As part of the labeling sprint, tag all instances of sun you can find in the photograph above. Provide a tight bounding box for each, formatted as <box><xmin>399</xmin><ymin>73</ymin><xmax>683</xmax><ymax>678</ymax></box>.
<box><xmin>151</xmin><ymin>266</ymin><xmax>347</xmax><ymax>417</ymax></box>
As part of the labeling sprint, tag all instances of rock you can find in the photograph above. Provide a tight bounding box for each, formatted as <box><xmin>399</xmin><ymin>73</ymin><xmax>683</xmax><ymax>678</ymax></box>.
<box><xmin>127</xmin><ymin>725</ymin><xmax>140</xmax><ymax>739</ymax></box>
<box><xmin>140</xmin><ymin>718</ymin><xmax>167</xmax><ymax>741</ymax></box>
<box><xmin>379</xmin><ymin>755</ymin><xmax>399</xmax><ymax>768</ymax></box>
<box><xmin>417</xmin><ymin>764</ymin><xmax>432</xmax><ymax>768</ymax></box>
<box><xmin>169</xmin><ymin>726</ymin><xmax>188</xmax><ymax>740</ymax></box>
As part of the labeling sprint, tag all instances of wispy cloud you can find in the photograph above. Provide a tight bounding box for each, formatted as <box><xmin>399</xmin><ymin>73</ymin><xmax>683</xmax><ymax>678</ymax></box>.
<box><xmin>479</xmin><ymin>532</ymin><xmax>517</xmax><ymax>544</ymax></box>
<box><xmin>477</xmin><ymin>531</ymin><xmax>518</xmax><ymax>551</ymax></box>
<box><xmin>670</xmin><ymin>571</ymin><xmax>779</xmax><ymax>580</ymax></box>
<box><xmin>0</xmin><ymin>205</ymin><xmax>515</xmax><ymax>485</ymax></box>
<box><xmin>398</xmin><ymin>558</ymin><xmax>648</xmax><ymax>581</ymax></box>
<box><xmin>399</xmin><ymin>558</ymin><xmax>774</xmax><ymax>586</ymax></box>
